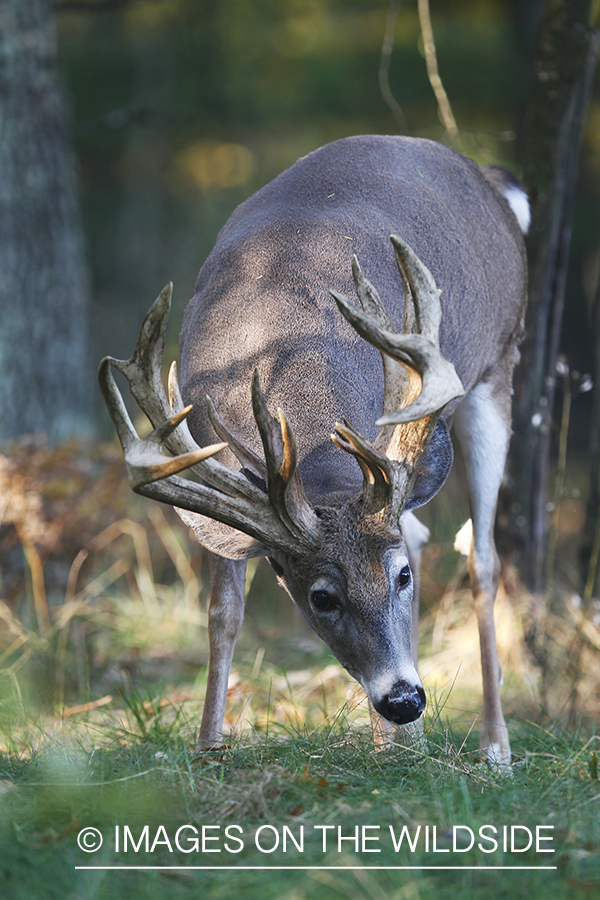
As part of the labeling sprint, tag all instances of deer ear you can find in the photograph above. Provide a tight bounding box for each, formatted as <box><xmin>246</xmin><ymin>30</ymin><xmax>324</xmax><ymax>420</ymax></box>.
<box><xmin>405</xmin><ymin>418</ymin><xmax>453</xmax><ymax>511</ymax></box>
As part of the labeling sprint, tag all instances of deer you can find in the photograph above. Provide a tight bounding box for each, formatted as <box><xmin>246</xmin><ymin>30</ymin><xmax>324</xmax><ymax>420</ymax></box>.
<box><xmin>99</xmin><ymin>135</ymin><xmax>529</xmax><ymax>767</ymax></box>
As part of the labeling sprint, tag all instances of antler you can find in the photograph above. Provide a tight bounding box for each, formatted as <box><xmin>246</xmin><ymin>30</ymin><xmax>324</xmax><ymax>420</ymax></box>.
<box><xmin>330</xmin><ymin>234</ymin><xmax>465</xmax><ymax>522</ymax></box>
<box><xmin>98</xmin><ymin>284</ymin><xmax>320</xmax><ymax>559</ymax></box>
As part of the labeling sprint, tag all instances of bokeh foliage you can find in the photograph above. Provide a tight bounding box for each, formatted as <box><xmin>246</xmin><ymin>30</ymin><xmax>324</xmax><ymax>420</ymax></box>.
<box><xmin>55</xmin><ymin>0</ymin><xmax>572</xmax><ymax>428</ymax></box>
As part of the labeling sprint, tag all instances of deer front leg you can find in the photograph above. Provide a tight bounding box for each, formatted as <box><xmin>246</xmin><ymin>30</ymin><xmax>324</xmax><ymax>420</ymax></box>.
<box><xmin>198</xmin><ymin>554</ymin><xmax>247</xmax><ymax>749</ymax></box>
<box><xmin>453</xmin><ymin>379</ymin><xmax>511</xmax><ymax>767</ymax></box>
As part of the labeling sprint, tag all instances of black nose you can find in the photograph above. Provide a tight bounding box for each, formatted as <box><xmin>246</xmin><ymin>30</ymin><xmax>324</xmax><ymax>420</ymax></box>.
<box><xmin>374</xmin><ymin>680</ymin><xmax>426</xmax><ymax>724</ymax></box>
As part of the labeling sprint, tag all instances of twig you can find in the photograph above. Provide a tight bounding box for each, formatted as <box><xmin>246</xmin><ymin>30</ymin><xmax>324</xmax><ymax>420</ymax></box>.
<box><xmin>62</xmin><ymin>694</ymin><xmax>113</xmax><ymax>718</ymax></box>
<box><xmin>417</xmin><ymin>0</ymin><xmax>461</xmax><ymax>147</ymax></box>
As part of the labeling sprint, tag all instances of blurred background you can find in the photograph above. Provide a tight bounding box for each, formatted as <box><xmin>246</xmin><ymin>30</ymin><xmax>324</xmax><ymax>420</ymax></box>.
<box><xmin>63</xmin><ymin>0</ymin><xmax>597</xmax><ymax>421</ymax></box>
<box><xmin>2</xmin><ymin>0</ymin><xmax>600</xmax><ymax>737</ymax></box>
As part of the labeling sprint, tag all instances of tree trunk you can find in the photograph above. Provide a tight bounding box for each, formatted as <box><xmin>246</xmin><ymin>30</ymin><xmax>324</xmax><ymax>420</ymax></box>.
<box><xmin>0</xmin><ymin>0</ymin><xmax>91</xmax><ymax>443</ymax></box>
<box><xmin>582</xmin><ymin>272</ymin><xmax>600</xmax><ymax>593</ymax></box>
<box><xmin>505</xmin><ymin>0</ymin><xmax>598</xmax><ymax>591</ymax></box>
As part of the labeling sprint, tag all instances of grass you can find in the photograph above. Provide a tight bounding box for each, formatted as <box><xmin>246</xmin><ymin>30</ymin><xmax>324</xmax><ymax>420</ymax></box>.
<box><xmin>0</xmin><ymin>694</ymin><xmax>599</xmax><ymax>900</ymax></box>
<box><xmin>1</xmin><ymin>438</ymin><xmax>600</xmax><ymax>898</ymax></box>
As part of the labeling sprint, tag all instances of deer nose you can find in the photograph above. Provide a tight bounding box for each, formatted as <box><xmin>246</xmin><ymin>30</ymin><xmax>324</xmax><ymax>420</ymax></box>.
<box><xmin>375</xmin><ymin>680</ymin><xmax>426</xmax><ymax>725</ymax></box>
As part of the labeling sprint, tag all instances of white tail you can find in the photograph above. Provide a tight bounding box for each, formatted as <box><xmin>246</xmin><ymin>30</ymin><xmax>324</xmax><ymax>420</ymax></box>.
<box><xmin>100</xmin><ymin>135</ymin><xmax>528</xmax><ymax>765</ymax></box>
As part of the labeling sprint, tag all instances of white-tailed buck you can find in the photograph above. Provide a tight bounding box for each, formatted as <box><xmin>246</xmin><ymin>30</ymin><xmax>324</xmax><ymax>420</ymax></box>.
<box><xmin>100</xmin><ymin>135</ymin><xmax>528</xmax><ymax>766</ymax></box>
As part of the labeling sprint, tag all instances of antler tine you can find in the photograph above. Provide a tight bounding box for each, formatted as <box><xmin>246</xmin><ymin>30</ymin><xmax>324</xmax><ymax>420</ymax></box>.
<box><xmin>206</xmin><ymin>393</ymin><xmax>267</xmax><ymax>483</ymax></box>
<box><xmin>169</xmin><ymin>356</ymin><xmax>268</xmax><ymax>485</ymax></box>
<box><xmin>251</xmin><ymin>369</ymin><xmax>319</xmax><ymax>545</ymax></box>
<box><xmin>103</xmin><ymin>286</ymin><xmax>215</xmax><ymax>466</ymax></box>
<box><xmin>350</xmin><ymin>255</ymin><xmax>412</xmax><ymax>425</ymax></box>
<box><xmin>98</xmin><ymin>358</ymin><xmax>227</xmax><ymax>489</ymax></box>
<box><xmin>331</xmin><ymin>276</ymin><xmax>464</xmax><ymax>427</ymax></box>
<box><xmin>104</xmin><ymin>286</ymin><xmax>256</xmax><ymax>495</ymax></box>
<box><xmin>334</xmin><ymin>295</ymin><xmax>463</xmax><ymax>425</ymax></box>
<box><xmin>106</xmin><ymin>283</ymin><xmax>174</xmax><ymax>431</ymax></box>
<box><xmin>330</xmin><ymin>236</ymin><xmax>465</xmax><ymax>522</ymax></box>
<box><xmin>332</xmin><ymin>419</ymin><xmax>395</xmax><ymax>514</ymax></box>
<box><xmin>351</xmin><ymin>255</ymin><xmax>394</xmax><ymax>329</ymax></box>
<box><xmin>105</xmin><ymin>285</ymin><xmax>208</xmax><ymax>464</ymax></box>
<box><xmin>391</xmin><ymin>234</ymin><xmax>440</xmax><ymax>340</ymax></box>
<box><xmin>387</xmin><ymin>233</ymin><xmax>464</xmax><ymax>422</ymax></box>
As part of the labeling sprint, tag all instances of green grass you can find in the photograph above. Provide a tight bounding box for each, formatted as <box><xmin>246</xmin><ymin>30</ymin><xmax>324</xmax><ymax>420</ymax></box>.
<box><xmin>0</xmin><ymin>686</ymin><xmax>599</xmax><ymax>900</ymax></box>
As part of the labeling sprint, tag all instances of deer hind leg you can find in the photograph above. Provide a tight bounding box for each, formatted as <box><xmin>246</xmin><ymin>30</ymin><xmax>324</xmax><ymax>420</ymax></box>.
<box><xmin>453</xmin><ymin>378</ymin><xmax>511</xmax><ymax>767</ymax></box>
<box><xmin>198</xmin><ymin>554</ymin><xmax>246</xmax><ymax>749</ymax></box>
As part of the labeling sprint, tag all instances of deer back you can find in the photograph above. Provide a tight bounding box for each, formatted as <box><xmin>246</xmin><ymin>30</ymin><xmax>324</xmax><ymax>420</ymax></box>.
<box><xmin>180</xmin><ymin>135</ymin><xmax>527</xmax><ymax>503</ymax></box>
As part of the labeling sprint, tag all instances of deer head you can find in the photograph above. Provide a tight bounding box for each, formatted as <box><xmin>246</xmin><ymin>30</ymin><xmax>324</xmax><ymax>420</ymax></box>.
<box><xmin>99</xmin><ymin>236</ymin><xmax>464</xmax><ymax>725</ymax></box>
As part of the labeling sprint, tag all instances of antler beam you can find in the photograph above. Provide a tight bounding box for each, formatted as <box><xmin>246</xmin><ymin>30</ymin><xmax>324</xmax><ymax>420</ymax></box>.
<box><xmin>330</xmin><ymin>234</ymin><xmax>465</xmax><ymax>521</ymax></box>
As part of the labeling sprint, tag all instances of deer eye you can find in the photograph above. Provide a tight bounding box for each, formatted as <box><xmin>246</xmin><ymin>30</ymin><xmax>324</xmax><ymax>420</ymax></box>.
<box><xmin>396</xmin><ymin>565</ymin><xmax>411</xmax><ymax>592</ymax></box>
<box><xmin>310</xmin><ymin>589</ymin><xmax>340</xmax><ymax>612</ymax></box>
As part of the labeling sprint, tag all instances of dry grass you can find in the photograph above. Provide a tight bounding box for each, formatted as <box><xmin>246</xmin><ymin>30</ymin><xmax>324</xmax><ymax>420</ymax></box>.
<box><xmin>1</xmin><ymin>436</ymin><xmax>600</xmax><ymax>750</ymax></box>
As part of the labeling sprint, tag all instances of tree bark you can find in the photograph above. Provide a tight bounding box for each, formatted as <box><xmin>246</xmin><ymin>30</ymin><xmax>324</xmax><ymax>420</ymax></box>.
<box><xmin>506</xmin><ymin>0</ymin><xmax>598</xmax><ymax>591</ymax></box>
<box><xmin>582</xmin><ymin>272</ymin><xmax>600</xmax><ymax>592</ymax></box>
<box><xmin>0</xmin><ymin>0</ymin><xmax>91</xmax><ymax>442</ymax></box>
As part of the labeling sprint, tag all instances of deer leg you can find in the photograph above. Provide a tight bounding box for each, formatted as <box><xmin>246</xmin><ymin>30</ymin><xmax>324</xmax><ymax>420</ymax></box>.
<box><xmin>198</xmin><ymin>554</ymin><xmax>247</xmax><ymax>749</ymax></box>
<box><xmin>453</xmin><ymin>379</ymin><xmax>511</xmax><ymax>767</ymax></box>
